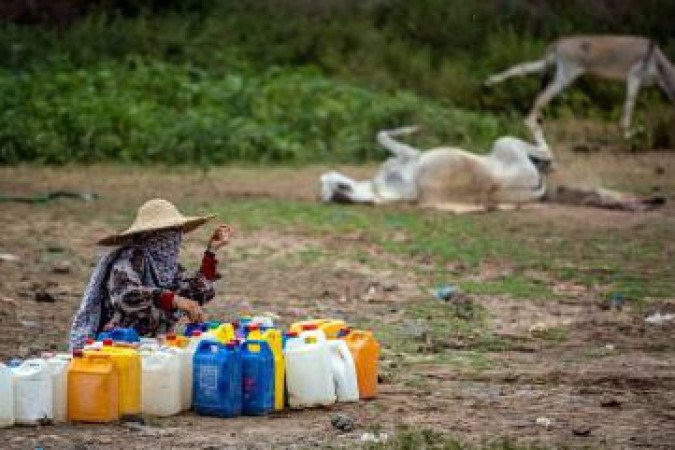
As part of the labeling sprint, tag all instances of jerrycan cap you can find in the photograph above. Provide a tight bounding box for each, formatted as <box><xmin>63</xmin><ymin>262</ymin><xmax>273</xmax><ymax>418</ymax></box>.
<box><xmin>165</xmin><ymin>333</ymin><xmax>177</xmax><ymax>341</ymax></box>
<box><xmin>102</xmin><ymin>338</ymin><xmax>113</xmax><ymax>346</ymax></box>
<box><xmin>246</xmin><ymin>324</ymin><xmax>259</xmax><ymax>331</ymax></box>
<box><xmin>72</xmin><ymin>350</ymin><xmax>84</xmax><ymax>358</ymax></box>
<box><xmin>337</xmin><ymin>328</ymin><xmax>351</xmax><ymax>338</ymax></box>
<box><xmin>85</xmin><ymin>337</ymin><xmax>95</xmax><ymax>345</ymax></box>
<box><xmin>302</xmin><ymin>324</ymin><xmax>319</xmax><ymax>331</ymax></box>
<box><xmin>191</xmin><ymin>330</ymin><xmax>202</xmax><ymax>337</ymax></box>
<box><xmin>284</xmin><ymin>331</ymin><xmax>299</xmax><ymax>338</ymax></box>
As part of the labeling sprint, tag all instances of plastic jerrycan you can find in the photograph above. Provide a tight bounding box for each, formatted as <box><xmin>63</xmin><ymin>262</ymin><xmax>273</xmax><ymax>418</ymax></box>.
<box><xmin>140</xmin><ymin>349</ymin><xmax>181</xmax><ymax>417</ymax></box>
<box><xmin>68</xmin><ymin>351</ymin><xmax>119</xmax><ymax>422</ymax></box>
<box><xmin>327</xmin><ymin>339</ymin><xmax>359</xmax><ymax>402</ymax></box>
<box><xmin>165</xmin><ymin>333</ymin><xmax>192</xmax><ymax>410</ymax></box>
<box><xmin>261</xmin><ymin>328</ymin><xmax>285</xmax><ymax>410</ymax></box>
<box><xmin>344</xmin><ymin>330</ymin><xmax>380</xmax><ymax>399</ymax></box>
<box><xmin>45</xmin><ymin>354</ymin><xmax>71</xmax><ymax>422</ymax></box>
<box><xmin>183</xmin><ymin>330</ymin><xmax>208</xmax><ymax>409</ymax></box>
<box><xmin>193</xmin><ymin>341</ymin><xmax>242</xmax><ymax>418</ymax></box>
<box><xmin>241</xmin><ymin>340</ymin><xmax>274</xmax><ymax>416</ymax></box>
<box><xmin>245</xmin><ymin>323</ymin><xmax>262</xmax><ymax>340</ymax></box>
<box><xmin>158</xmin><ymin>345</ymin><xmax>189</xmax><ymax>412</ymax></box>
<box><xmin>0</xmin><ymin>362</ymin><xmax>14</xmax><ymax>427</ymax></box>
<box><xmin>211</xmin><ymin>323</ymin><xmax>235</xmax><ymax>344</ymax></box>
<box><xmin>320</xmin><ymin>320</ymin><xmax>348</xmax><ymax>339</ymax></box>
<box><xmin>184</xmin><ymin>322</ymin><xmax>208</xmax><ymax>337</ymax></box>
<box><xmin>95</xmin><ymin>339</ymin><xmax>142</xmax><ymax>418</ymax></box>
<box><xmin>289</xmin><ymin>319</ymin><xmax>328</xmax><ymax>334</ymax></box>
<box><xmin>284</xmin><ymin>333</ymin><xmax>336</xmax><ymax>408</ymax></box>
<box><xmin>13</xmin><ymin>358</ymin><xmax>53</xmax><ymax>425</ymax></box>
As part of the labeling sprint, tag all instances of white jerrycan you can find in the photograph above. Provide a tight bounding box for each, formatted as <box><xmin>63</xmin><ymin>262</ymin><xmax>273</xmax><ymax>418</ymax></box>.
<box><xmin>160</xmin><ymin>346</ymin><xmax>189</xmax><ymax>411</ymax></box>
<box><xmin>284</xmin><ymin>334</ymin><xmax>336</xmax><ymax>408</ymax></box>
<box><xmin>46</xmin><ymin>354</ymin><xmax>71</xmax><ymax>423</ymax></box>
<box><xmin>13</xmin><ymin>359</ymin><xmax>53</xmax><ymax>425</ymax></box>
<box><xmin>140</xmin><ymin>350</ymin><xmax>182</xmax><ymax>416</ymax></box>
<box><xmin>0</xmin><ymin>362</ymin><xmax>14</xmax><ymax>427</ymax></box>
<box><xmin>327</xmin><ymin>340</ymin><xmax>359</xmax><ymax>402</ymax></box>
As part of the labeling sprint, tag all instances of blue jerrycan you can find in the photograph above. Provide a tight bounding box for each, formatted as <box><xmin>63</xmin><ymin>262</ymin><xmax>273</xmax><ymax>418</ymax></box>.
<box><xmin>184</xmin><ymin>322</ymin><xmax>209</xmax><ymax>337</ymax></box>
<box><xmin>242</xmin><ymin>340</ymin><xmax>274</xmax><ymax>416</ymax></box>
<box><xmin>193</xmin><ymin>340</ymin><xmax>242</xmax><ymax>418</ymax></box>
<box><xmin>97</xmin><ymin>327</ymin><xmax>139</xmax><ymax>344</ymax></box>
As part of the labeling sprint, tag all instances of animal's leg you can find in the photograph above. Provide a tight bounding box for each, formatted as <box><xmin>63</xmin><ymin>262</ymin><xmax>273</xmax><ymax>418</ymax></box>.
<box><xmin>483</xmin><ymin>183</ymin><xmax>500</xmax><ymax>212</ymax></box>
<box><xmin>525</xmin><ymin>63</ymin><xmax>582</xmax><ymax>133</ymax></box>
<box><xmin>484</xmin><ymin>59</ymin><xmax>549</xmax><ymax>86</ymax></box>
<box><xmin>377</xmin><ymin>127</ymin><xmax>421</xmax><ymax>160</ymax></box>
<box><xmin>621</xmin><ymin>68</ymin><xmax>643</xmax><ymax>137</ymax></box>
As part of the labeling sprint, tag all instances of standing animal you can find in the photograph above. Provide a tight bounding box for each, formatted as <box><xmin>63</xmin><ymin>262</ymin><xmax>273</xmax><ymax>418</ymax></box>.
<box><xmin>320</xmin><ymin>126</ymin><xmax>553</xmax><ymax>212</ymax></box>
<box><xmin>484</xmin><ymin>35</ymin><xmax>675</xmax><ymax>136</ymax></box>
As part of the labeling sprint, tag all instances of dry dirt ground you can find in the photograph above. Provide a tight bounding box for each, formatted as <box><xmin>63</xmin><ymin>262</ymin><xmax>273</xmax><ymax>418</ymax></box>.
<box><xmin>0</xmin><ymin>136</ymin><xmax>674</xmax><ymax>449</ymax></box>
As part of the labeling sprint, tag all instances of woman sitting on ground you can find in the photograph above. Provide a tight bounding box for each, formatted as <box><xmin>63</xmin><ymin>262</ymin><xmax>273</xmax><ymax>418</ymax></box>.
<box><xmin>69</xmin><ymin>198</ymin><xmax>233</xmax><ymax>350</ymax></box>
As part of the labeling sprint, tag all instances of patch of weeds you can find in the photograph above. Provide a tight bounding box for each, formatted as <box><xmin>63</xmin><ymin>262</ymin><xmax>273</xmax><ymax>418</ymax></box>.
<box><xmin>207</xmin><ymin>198</ymin><xmax>673</xmax><ymax>300</ymax></box>
<box><xmin>433</xmin><ymin>351</ymin><xmax>493</xmax><ymax>371</ymax></box>
<box><xmin>470</xmin><ymin>332</ymin><xmax>527</xmax><ymax>352</ymax></box>
<box><xmin>295</xmin><ymin>247</ymin><xmax>324</xmax><ymax>265</ymax></box>
<box><xmin>401</xmin><ymin>373</ymin><xmax>428</xmax><ymax>389</ymax></box>
<box><xmin>460</xmin><ymin>276</ymin><xmax>554</xmax><ymax>300</ymax></box>
<box><xmin>583</xmin><ymin>347</ymin><xmax>615</xmax><ymax>359</ymax></box>
<box><xmin>532</xmin><ymin>326</ymin><xmax>569</xmax><ymax>342</ymax></box>
<box><xmin>364</xmin><ymin>426</ymin><xmax>544</xmax><ymax>450</ymax></box>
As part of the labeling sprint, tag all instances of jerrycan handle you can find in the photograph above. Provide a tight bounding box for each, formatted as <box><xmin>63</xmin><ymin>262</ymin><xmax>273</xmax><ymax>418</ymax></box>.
<box><xmin>83</xmin><ymin>353</ymin><xmax>112</xmax><ymax>364</ymax></box>
<box><xmin>22</xmin><ymin>359</ymin><xmax>48</xmax><ymax>370</ymax></box>
<box><xmin>195</xmin><ymin>339</ymin><xmax>224</xmax><ymax>354</ymax></box>
<box><xmin>243</xmin><ymin>339</ymin><xmax>271</xmax><ymax>355</ymax></box>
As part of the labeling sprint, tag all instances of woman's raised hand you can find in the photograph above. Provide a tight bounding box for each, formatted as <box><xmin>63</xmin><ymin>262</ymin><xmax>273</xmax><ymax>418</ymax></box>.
<box><xmin>207</xmin><ymin>224</ymin><xmax>234</xmax><ymax>253</ymax></box>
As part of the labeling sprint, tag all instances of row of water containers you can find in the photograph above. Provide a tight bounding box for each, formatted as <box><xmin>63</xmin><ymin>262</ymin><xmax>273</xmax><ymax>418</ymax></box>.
<box><xmin>0</xmin><ymin>318</ymin><xmax>379</xmax><ymax>425</ymax></box>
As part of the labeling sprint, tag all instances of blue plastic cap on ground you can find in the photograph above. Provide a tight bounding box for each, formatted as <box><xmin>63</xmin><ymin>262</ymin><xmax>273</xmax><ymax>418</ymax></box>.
<box><xmin>434</xmin><ymin>285</ymin><xmax>457</xmax><ymax>301</ymax></box>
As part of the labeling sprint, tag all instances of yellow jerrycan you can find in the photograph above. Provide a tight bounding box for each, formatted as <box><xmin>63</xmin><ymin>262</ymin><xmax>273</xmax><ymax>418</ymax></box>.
<box><xmin>68</xmin><ymin>351</ymin><xmax>119</xmax><ymax>422</ymax></box>
<box><xmin>261</xmin><ymin>328</ymin><xmax>284</xmax><ymax>410</ymax></box>
<box><xmin>211</xmin><ymin>323</ymin><xmax>235</xmax><ymax>344</ymax></box>
<box><xmin>290</xmin><ymin>319</ymin><xmax>347</xmax><ymax>339</ymax></box>
<box><xmin>87</xmin><ymin>339</ymin><xmax>142</xmax><ymax>418</ymax></box>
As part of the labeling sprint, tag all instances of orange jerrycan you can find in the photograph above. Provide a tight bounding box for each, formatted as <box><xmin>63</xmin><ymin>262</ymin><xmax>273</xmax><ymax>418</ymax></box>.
<box><xmin>344</xmin><ymin>330</ymin><xmax>379</xmax><ymax>399</ymax></box>
<box><xmin>88</xmin><ymin>339</ymin><xmax>141</xmax><ymax>418</ymax></box>
<box><xmin>261</xmin><ymin>328</ymin><xmax>285</xmax><ymax>410</ymax></box>
<box><xmin>68</xmin><ymin>351</ymin><xmax>119</xmax><ymax>422</ymax></box>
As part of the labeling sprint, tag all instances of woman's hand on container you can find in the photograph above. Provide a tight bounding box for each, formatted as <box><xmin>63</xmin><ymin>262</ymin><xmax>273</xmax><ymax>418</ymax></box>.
<box><xmin>207</xmin><ymin>224</ymin><xmax>234</xmax><ymax>253</ymax></box>
<box><xmin>174</xmin><ymin>296</ymin><xmax>205</xmax><ymax>322</ymax></box>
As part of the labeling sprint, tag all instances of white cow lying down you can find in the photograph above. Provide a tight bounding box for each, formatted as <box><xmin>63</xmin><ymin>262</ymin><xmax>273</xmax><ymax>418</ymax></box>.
<box><xmin>321</xmin><ymin>126</ymin><xmax>553</xmax><ymax>213</ymax></box>
<box><xmin>320</xmin><ymin>127</ymin><xmax>664</xmax><ymax>212</ymax></box>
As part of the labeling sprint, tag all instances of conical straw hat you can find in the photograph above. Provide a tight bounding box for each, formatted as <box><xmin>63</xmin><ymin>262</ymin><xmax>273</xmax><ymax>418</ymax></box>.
<box><xmin>98</xmin><ymin>198</ymin><xmax>216</xmax><ymax>246</ymax></box>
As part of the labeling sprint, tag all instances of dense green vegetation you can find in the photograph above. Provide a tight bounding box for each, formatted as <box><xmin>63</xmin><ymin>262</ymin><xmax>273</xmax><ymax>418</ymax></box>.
<box><xmin>1</xmin><ymin>0</ymin><xmax>673</xmax><ymax>164</ymax></box>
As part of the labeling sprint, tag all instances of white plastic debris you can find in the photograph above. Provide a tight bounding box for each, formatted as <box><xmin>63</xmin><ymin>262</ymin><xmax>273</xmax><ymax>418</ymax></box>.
<box><xmin>0</xmin><ymin>253</ymin><xmax>20</xmax><ymax>262</ymax></box>
<box><xmin>360</xmin><ymin>432</ymin><xmax>389</xmax><ymax>443</ymax></box>
<box><xmin>535</xmin><ymin>417</ymin><xmax>552</xmax><ymax>428</ymax></box>
<box><xmin>645</xmin><ymin>312</ymin><xmax>675</xmax><ymax>325</ymax></box>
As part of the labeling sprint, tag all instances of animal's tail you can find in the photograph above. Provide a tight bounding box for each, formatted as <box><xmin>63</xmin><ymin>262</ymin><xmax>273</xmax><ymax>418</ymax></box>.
<box><xmin>377</xmin><ymin>126</ymin><xmax>422</xmax><ymax>160</ymax></box>
<box><xmin>654</xmin><ymin>47</ymin><xmax>675</xmax><ymax>102</ymax></box>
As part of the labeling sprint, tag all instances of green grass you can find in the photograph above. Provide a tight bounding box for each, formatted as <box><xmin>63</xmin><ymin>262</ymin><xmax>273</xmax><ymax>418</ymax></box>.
<box><xmin>362</xmin><ymin>426</ymin><xmax>550</xmax><ymax>450</ymax></box>
<box><xmin>207</xmin><ymin>198</ymin><xmax>674</xmax><ymax>300</ymax></box>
